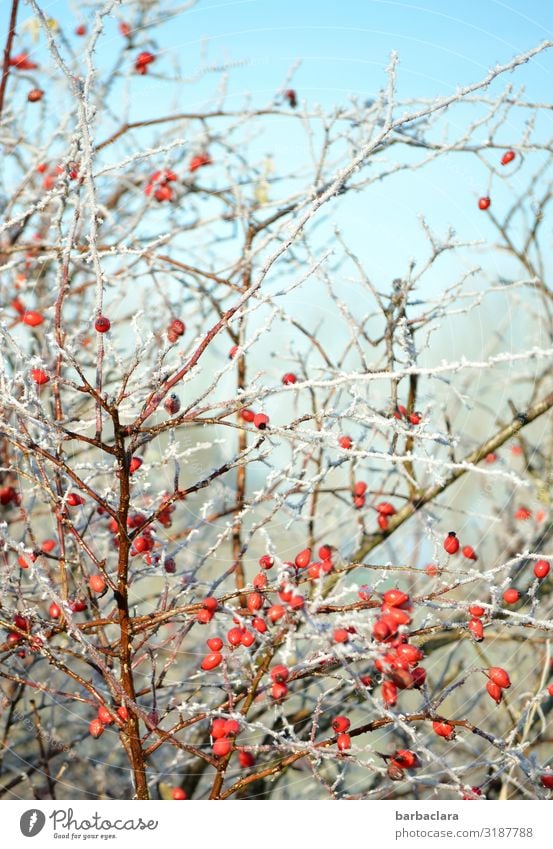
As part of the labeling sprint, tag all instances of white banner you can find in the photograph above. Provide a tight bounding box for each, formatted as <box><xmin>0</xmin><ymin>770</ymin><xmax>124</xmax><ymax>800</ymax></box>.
<box><xmin>2</xmin><ymin>800</ymin><xmax>549</xmax><ymax>848</ymax></box>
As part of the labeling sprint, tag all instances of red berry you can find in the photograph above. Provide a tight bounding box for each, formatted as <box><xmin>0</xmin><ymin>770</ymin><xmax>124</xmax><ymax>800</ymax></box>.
<box><xmin>238</xmin><ymin>750</ymin><xmax>255</xmax><ymax>768</ymax></box>
<box><xmin>189</xmin><ymin>153</ymin><xmax>212</xmax><ymax>173</ymax></box>
<box><xmin>541</xmin><ymin>774</ymin><xmax>553</xmax><ymax>790</ymax></box>
<box><xmin>253</xmin><ymin>573</ymin><xmax>267</xmax><ymax>590</ymax></box>
<box><xmin>392</xmin><ymin>750</ymin><xmax>421</xmax><ymax>769</ymax></box>
<box><xmin>267</xmin><ymin>604</ymin><xmax>285</xmax><ymax>623</ymax></box>
<box><xmin>382</xmin><ymin>588</ymin><xmax>409</xmax><ymax>608</ymax></box>
<box><xmin>70</xmin><ymin>599</ymin><xmax>87</xmax><ymax>612</ymax></box>
<box><xmin>534</xmin><ymin>560</ymin><xmax>550</xmax><ymax>579</ymax></box>
<box><xmin>31</xmin><ymin>368</ymin><xmax>49</xmax><ymax>385</ymax></box>
<box><xmin>284</xmin><ymin>89</ymin><xmax>297</xmax><ymax>108</ymax></box>
<box><xmin>89</xmin><ymin>719</ymin><xmax>104</xmax><ymax>739</ymax></box>
<box><xmin>382</xmin><ymin>680</ymin><xmax>398</xmax><ymax>707</ymax></box>
<box><xmin>241</xmin><ymin>630</ymin><xmax>255</xmax><ymax>648</ymax></box>
<box><xmin>241</xmin><ymin>408</ymin><xmax>255</xmax><ymax>422</ymax></box>
<box><xmin>478</xmin><ymin>196</ymin><xmax>491</xmax><ymax>210</ymax></box>
<box><xmin>501</xmin><ymin>150</ymin><xmax>515</xmax><ymax>165</ymax></box>
<box><xmin>75</xmin><ymin>24</ymin><xmax>87</xmax><ymax>36</ymax></box>
<box><xmin>253</xmin><ymin>413</ymin><xmax>269</xmax><ymax>430</ymax></box>
<box><xmin>503</xmin><ymin>588</ymin><xmax>520</xmax><ymax>605</ymax></box>
<box><xmin>336</xmin><ymin>732</ymin><xmax>351</xmax><ymax>751</ymax></box>
<box><xmin>22</xmin><ymin>310</ymin><xmax>44</xmax><ymax>327</ymax></box>
<box><xmin>396</xmin><ymin>644</ymin><xmax>423</xmax><ymax>665</ymax></box>
<box><xmin>259</xmin><ymin>554</ymin><xmax>274</xmax><ymax>570</ymax></box>
<box><xmin>462</xmin><ymin>545</ymin><xmax>478</xmax><ymax>561</ymax></box>
<box><xmin>294</xmin><ymin>548</ymin><xmax>311</xmax><ymax>569</ymax></box>
<box><xmin>207</xmin><ymin>637</ymin><xmax>223</xmax><ymax>651</ymax></box>
<box><xmin>376</xmin><ymin>502</ymin><xmax>396</xmax><ymax>516</ymax></box>
<box><xmin>547</xmin><ymin>684</ymin><xmax>553</xmax><ymax>697</ymax></box>
<box><xmin>211</xmin><ymin>718</ymin><xmax>227</xmax><ymax>739</ymax></box>
<box><xmin>515</xmin><ymin>506</ymin><xmax>531</xmax><ymax>520</ymax></box>
<box><xmin>172</xmin><ymin>787</ymin><xmax>187</xmax><ymax>800</ymax></box>
<box><xmin>338</xmin><ymin>435</ymin><xmax>352</xmax><ymax>449</ymax></box>
<box><xmin>486</xmin><ymin>681</ymin><xmax>503</xmax><ymax>705</ymax></box>
<box><xmin>169</xmin><ymin>318</ymin><xmax>185</xmax><ymax>337</ymax></box>
<box><xmin>27</xmin><ymin>88</ymin><xmax>44</xmax><ymax>102</ymax></box>
<box><xmin>333</xmin><ymin>628</ymin><xmax>349</xmax><ymax>644</ymax></box>
<box><xmin>98</xmin><ymin>705</ymin><xmax>114</xmax><ymax>725</ymax></box>
<box><xmin>487</xmin><ymin>667</ymin><xmax>511</xmax><ymax>689</ymax></box>
<box><xmin>270</xmin><ymin>665</ymin><xmax>290</xmax><ymax>683</ymax></box>
<box><xmin>66</xmin><ymin>492</ymin><xmax>85</xmax><ymax>506</ymax></box>
<box><xmin>332</xmin><ymin>716</ymin><xmax>350</xmax><ymax>732</ymax></box>
<box><xmin>129</xmin><ymin>456</ymin><xmax>143</xmax><ymax>474</ymax></box>
<box><xmin>270</xmin><ymin>682</ymin><xmax>288</xmax><ymax>700</ymax></box>
<box><xmin>353</xmin><ymin>481</ymin><xmax>367</xmax><ymax>496</ymax></box>
<box><xmin>213</xmin><ymin>738</ymin><xmax>232</xmax><ymax>757</ymax></box>
<box><xmin>136</xmin><ymin>51</ymin><xmax>155</xmax><ymax>67</ymax></box>
<box><xmin>95</xmin><ymin>315</ymin><xmax>111</xmax><ymax>333</ymax></box>
<box><xmin>412</xmin><ymin>667</ymin><xmax>427</xmax><ymax>688</ymax></box>
<box><xmin>164</xmin><ymin>394</ymin><xmax>181</xmax><ymax>415</ymax></box>
<box><xmin>282</xmin><ymin>372</ymin><xmax>297</xmax><ymax>385</ymax></box>
<box><xmin>202</xmin><ymin>597</ymin><xmax>219</xmax><ymax>612</ymax></box>
<box><xmin>432</xmin><ymin>721</ymin><xmax>455</xmax><ymax>740</ymax></box>
<box><xmin>49</xmin><ymin>602</ymin><xmax>61</xmax><ymax>619</ymax></box>
<box><xmin>372</xmin><ymin>619</ymin><xmax>392</xmax><ymax>642</ymax></box>
<box><xmin>223</xmin><ymin>719</ymin><xmax>240</xmax><ymax>735</ymax></box>
<box><xmin>89</xmin><ymin>575</ymin><xmax>106</xmax><ymax>593</ymax></box>
<box><xmin>408</xmin><ymin>412</ymin><xmax>421</xmax><ymax>425</ymax></box>
<box><xmin>468</xmin><ymin>605</ymin><xmax>485</xmax><ymax>617</ymax></box>
<box><xmin>252</xmin><ymin>616</ymin><xmax>267</xmax><ymax>633</ymax></box>
<box><xmin>201</xmin><ymin>652</ymin><xmax>222</xmax><ymax>671</ymax></box>
<box><xmin>468</xmin><ymin>618</ymin><xmax>484</xmax><ymax>641</ymax></box>
<box><xmin>227</xmin><ymin>627</ymin><xmax>243</xmax><ymax>647</ymax></box>
<box><xmin>117</xmin><ymin>705</ymin><xmax>129</xmax><ymax>722</ymax></box>
<box><xmin>443</xmin><ymin>531</ymin><xmax>460</xmax><ymax>554</ymax></box>
<box><xmin>196</xmin><ymin>609</ymin><xmax>212</xmax><ymax>624</ymax></box>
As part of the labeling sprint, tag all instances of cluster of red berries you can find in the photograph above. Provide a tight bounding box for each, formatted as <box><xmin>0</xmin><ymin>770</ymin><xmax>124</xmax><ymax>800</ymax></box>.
<box><xmin>370</xmin><ymin>589</ymin><xmax>426</xmax><ymax>707</ymax></box>
<box><xmin>484</xmin><ymin>666</ymin><xmax>511</xmax><ymax>706</ymax></box>
<box><xmin>210</xmin><ymin>716</ymin><xmax>241</xmax><ymax>757</ymax></box>
<box><xmin>393</xmin><ymin>404</ymin><xmax>422</xmax><ymax>425</ymax></box>
<box><xmin>145</xmin><ymin>169</ymin><xmax>177</xmax><ymax>202</ymax></box>
<box><xmin>374</xmin><ymin>501</ymin><xmax>396</xmax><ymax>531</ymax></box>
<box><xmin>9</xmin><ymin>53</ymin><xmax>38</xmax><ymax>71</ymax></box>
<box><xmin>240</xmin><ymin>409</ymin><xmax>270</xmax><ymax>430</ymax></box>
<box><xmin>36</xmin><ymin>161</ymin><xmax>79</xmax><ymax>190</ymax></box>
<box><xmin>332</xmin><ymin>715</ymin><xmax>351</xmax><ymax>751</ymax></box>
<box><xmin>89</xmin><ymin>703</ymin><xmax>129</xmax><ymax>738</ymax></box>
<box><xmin>443</xmin><ymin>531</ymin><xmax>478</xmax><ymax>560</ymax></box>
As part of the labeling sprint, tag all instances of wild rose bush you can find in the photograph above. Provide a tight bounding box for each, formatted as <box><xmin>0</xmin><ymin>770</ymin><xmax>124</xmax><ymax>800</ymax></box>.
<box><xmin>1</xmin><ymin>0</ymin><xmax>553</xmax><ymax>801</ymax></box>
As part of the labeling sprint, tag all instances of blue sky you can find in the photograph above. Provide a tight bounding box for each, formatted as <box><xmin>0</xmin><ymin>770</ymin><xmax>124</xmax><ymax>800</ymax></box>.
<box><xmin>5</xmin><ymin>0</ymin><xmax>552</xmax><ymax>341</ymax></box>
<box><xmin>7</xmin><ymin>1</ymin><xmax>553</xmax><ymax>104</ymax></box>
